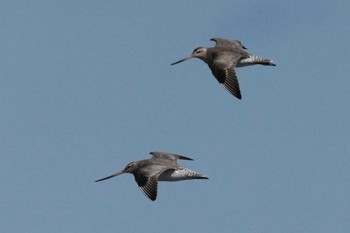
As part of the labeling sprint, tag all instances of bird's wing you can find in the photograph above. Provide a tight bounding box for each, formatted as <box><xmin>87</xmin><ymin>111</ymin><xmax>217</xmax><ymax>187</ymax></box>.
<box><xmin>209</xmin><ymin>63</ymin><xmax>242</xmax><ymax>99</ymax></box>
<box><xmin>210</xmin><ymin>38</ymin><xmax>247</xmax><ymax>49</ymax></box>
<box><xmin>150</xmin><ymin>151</ymin><xmax>193</xmax><ymax>164</ymax></box>
<box><xmin>133</xmin><ymin>172</ymin><xmax>158</xmax><ymax>201</ymax></box>
<box><xmin>208</xmin><ymin>49</ymin><xmax>245</xmax><ymax>99</ymax></box>
<box><xmin>208</xmin><ymin>47</ymin><xmax>251</xmax><ymax>99</ymax></box>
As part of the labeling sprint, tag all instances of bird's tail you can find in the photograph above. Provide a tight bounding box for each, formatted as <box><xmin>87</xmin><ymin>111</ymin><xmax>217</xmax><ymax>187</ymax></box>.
<box><xmin>182</xmin><ymin>168</ymin><xmax>208</xmax><ymax>180</ymax></box>
<box><xmin>159</xmin><ymin>168</ymin><xmax>208</xmax><ymax>181</ymax></box>
<box><xmin>237</xmin><ymin>54</ymin><xmax>276</xmax><ymax>67</ymax></box>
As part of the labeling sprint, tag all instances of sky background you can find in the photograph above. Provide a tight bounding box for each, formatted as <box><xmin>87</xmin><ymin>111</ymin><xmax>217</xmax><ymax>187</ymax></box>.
<box><xmin>1</xmin><ymin>1</ymin><xmax>349</xmax><ymax>233</ymax></box>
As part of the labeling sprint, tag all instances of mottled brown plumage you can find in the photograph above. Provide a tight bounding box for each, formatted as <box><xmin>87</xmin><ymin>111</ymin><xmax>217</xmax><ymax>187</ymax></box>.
<box><xmin>171</xmin><ymin>38</ymin><xmax>276</xmax><ymax>99</ymax></box>
<box><xmin>95</xmin><ymin>151</ymin><xmax>208</xmax><ymax>201</ymax></box>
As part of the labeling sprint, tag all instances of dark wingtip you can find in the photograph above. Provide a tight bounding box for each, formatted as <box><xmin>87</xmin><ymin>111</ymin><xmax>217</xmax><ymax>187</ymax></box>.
<box><xmin>233</xmin><ymin>92</ymin><xmax>242</xmax><ymax>100</ymax></box>
<box><xmin>177</xmin><ymin>155</ymin><xmax>194</xmax><ymax>161</ymax></box>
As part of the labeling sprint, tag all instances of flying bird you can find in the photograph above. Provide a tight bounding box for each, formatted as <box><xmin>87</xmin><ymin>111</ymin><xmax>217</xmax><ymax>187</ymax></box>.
<box><xmin>171</xmin><ymin>38</ymin><xmax>276</xmax><ymax>99</ymax></box>
<box><xmin>95</xmin><ymin>151</ymin><xmax>208</xmax><ymax>201</ymax></box>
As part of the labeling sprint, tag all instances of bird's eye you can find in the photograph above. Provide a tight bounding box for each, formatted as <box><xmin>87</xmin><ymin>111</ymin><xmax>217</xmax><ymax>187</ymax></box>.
<box><xmin>192</xmin><ymin>47</ymin><xmax>203</xmax><ymax>54</ymax></box>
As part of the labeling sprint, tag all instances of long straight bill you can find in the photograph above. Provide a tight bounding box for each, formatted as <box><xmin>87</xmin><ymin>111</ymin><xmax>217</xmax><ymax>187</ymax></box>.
<box><xmin>170</xmin><ymin>56</ymin><xmax>192</xmax><ymax>65</ymax></box>
<box><xmin>95</xmin><ymin>171</ymin><xmax>124</xmax><ymax>182</ymax></box>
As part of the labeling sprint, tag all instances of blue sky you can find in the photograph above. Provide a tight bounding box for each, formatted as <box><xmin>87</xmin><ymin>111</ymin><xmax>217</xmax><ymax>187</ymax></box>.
<box><xmin>1</xmin><ymin>1</ymin><xmax>349</xmax><ymax>233</ymax></box>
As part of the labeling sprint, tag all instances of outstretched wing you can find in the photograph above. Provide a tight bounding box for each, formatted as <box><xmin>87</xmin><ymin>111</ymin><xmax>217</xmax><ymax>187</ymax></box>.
<box><xmin>133</xmin><ymin>172</ymin><xmax>158</xmax><ymax>201</ymax></box>
<box><xmin>208</xmin><ymin>63</ymin><xmax>242</xmax><ymax>99</ymax></box>
<box><xmin>150</xmin><ymin>151</ymin><xmax>193</xmax><ymax>163</ymax></box>
<box><xmin>207</xmin><ymin>47</ymin><xmax>248</xmax><ymax>99</ymax></box>
<box><xmin>211</xmin><ymin>38</ymin><xmax>247</xmax><ymax>50</ymax></box>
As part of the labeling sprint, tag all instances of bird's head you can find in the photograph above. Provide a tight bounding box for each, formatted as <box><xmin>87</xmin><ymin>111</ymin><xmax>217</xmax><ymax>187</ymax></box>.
<box><xmin>171</xmin><ymin>47</ymin><xmax>208</xmax><ymax>65</ymax></box>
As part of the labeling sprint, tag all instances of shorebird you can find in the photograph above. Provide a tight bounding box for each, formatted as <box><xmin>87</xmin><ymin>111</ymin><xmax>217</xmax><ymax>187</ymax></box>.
<box><xmin>95</xmin><ymin>151</ymin><xmax>208</xmax><ymax>201</ymax></box>
<box><xmin>171</xmin><ymin>38</ymin><xmax>276</xmax><ymax>100</ymax></box>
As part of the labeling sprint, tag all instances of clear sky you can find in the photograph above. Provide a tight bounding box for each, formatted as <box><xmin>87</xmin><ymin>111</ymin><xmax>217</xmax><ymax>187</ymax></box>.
<box><xmin>1</xmin><ymin>1</ymin><xmax>349</xmax><ymax>233</ymax></box>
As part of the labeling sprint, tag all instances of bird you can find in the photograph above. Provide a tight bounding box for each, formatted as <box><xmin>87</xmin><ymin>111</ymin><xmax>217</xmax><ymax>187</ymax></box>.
<box><xmin>95</xmin><ymin>151</ymin><xmax>208</xmax><ymax>201</ymax></box>
<box><xmin>171</xmin><ymin>38</ymin><xmax>276</xmax><ymax>100</ymax></box>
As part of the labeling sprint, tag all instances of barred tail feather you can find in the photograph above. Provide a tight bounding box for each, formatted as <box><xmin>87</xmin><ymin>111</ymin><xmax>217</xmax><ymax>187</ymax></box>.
<box><xmin>159</xmin><ymin>168</ymin><xmax>208</xmax><ymax>181</ymax></box>
<box><xmin>237</xmin><ymin>54</ymin><xmax>276</xmax><ymax>67</ymax></box>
